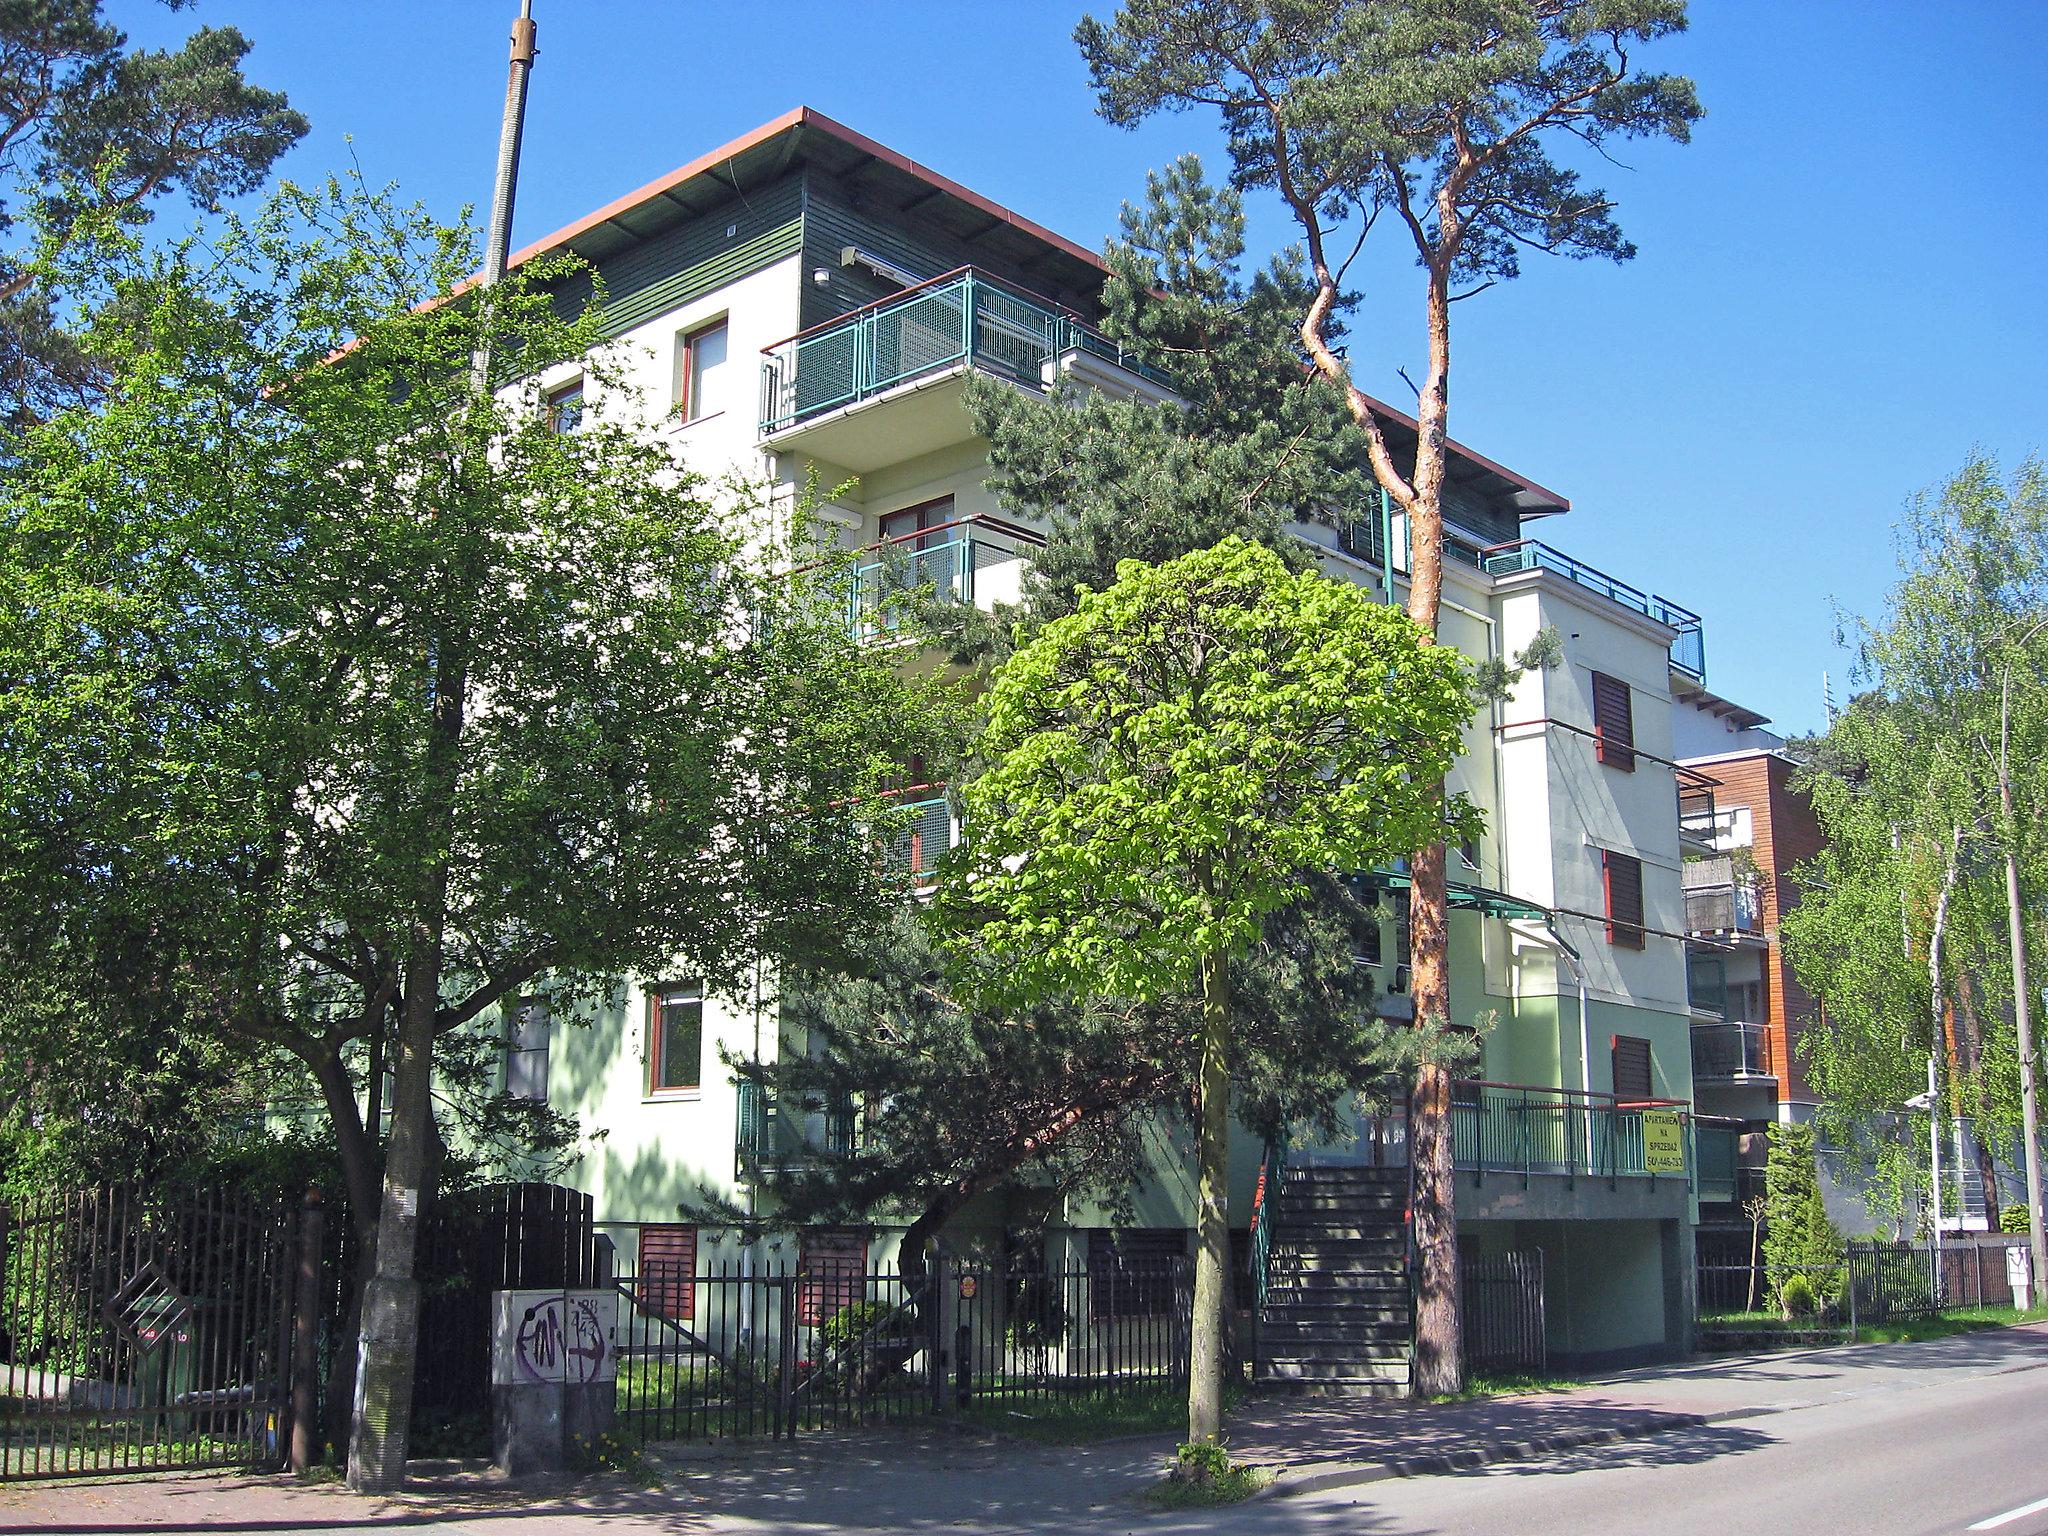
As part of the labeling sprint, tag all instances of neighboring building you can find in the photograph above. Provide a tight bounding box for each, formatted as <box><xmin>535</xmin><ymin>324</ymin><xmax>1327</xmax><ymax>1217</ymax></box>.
<box><xmin>483</xmin><ymin>107</ymin><xmax>1717</xmax><ymax>1375</ymax></box>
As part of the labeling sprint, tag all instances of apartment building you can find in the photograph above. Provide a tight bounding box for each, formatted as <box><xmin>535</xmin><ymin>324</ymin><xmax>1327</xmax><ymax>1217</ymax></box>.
<box><xmin>491</xmin><ymin>107</ymin><xmax>1713</xmax><ymax>1372</ymax></box>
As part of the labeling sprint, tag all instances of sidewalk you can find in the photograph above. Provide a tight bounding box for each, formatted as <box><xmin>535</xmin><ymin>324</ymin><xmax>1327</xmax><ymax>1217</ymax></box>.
<box><xmin>3</xmin><ymin>1323</ymin><xmax>2044</xmax><ymax>1533</ymax></box>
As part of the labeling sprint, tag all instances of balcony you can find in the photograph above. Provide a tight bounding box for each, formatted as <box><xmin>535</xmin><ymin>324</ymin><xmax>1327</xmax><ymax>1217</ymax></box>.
<box><xmin>734</xmin><ymin>1080</ymin><xmax>859</xmax><ymax>1181</ymax></box>
<box><xmin>845</xmin><ymin>512</ymin><xmax>1043</xmax><ymax>640</ymax></box>
<box><xmin>1482</xmin><ymin>539</ymin><xmax>1706</xmax><ymax>682</ymax></box>
<box><xmin>881</xmin><ymin>793</ymin><xmax>955</xmax><ymax>882</ymax></box>
<box><xmin>1449</xmin><ymin>1081</ymin><xmax>1692</xmax><ymax>1183</ymax></box>
<box><xmin>758</xmin><ymin>267</ymin><xmax>1174</xmax><ymax>472</ymax></box>
<box><xmin>1684</xmin><ymin>856</ymin><xmax>1762</xmax><ymax>936</ymax></box>
<box><xmin>1691</xmin><ymin>1021</ymin><xmax>1773</xmax><ymax>1083</ymax></box>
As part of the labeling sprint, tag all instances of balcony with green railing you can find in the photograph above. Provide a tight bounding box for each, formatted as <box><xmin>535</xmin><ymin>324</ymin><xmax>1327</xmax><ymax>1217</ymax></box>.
<box><xmin>759</xmin><ymin>266</ymin><xmax>1174</xmax><ymax>444</ymax></box>
<box><xmin>844</xmin><ymin>512</ymin><xmax>1044</xmax><ymax>641</ymax></box>
<box><xmin>1447</xmin><ymin>1081</ymin><xmax>1696</xmax><ymax>1186</ymax></box>
<box><xmin>1482</xmin><ymin>539</ymin><xmax>1706</xmax><ymax>681</ymax></box>
<box><xmin>734</xmin><ymin>1079</ymin><xmax>859</xmax><ymax>1181</ymax></box>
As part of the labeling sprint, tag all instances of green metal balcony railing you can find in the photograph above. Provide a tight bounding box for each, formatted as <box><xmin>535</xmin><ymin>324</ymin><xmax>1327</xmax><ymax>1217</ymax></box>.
<box><xmin>760</xmin><ymin>265</ymin><xmax>1174</xmax><ymax>434</ymax></box>
<box><xmin>844</xmin><ymin>513</ymin><xmax>1044</xmax><ymax>639</ymax></box>
<box><xmin>1448</xmin><ymin>1081</ymin><xmax>1692</xmax><ymax>1183</ymax></box>
<box><xmin>881</xmin><ymin>794</ymin><xmax>954</xmax><ymax>881</ymax></box>
<box><xmin>734</xmin><ymin>1079</ymin><xmax>859</xmax><ymax>1181</ymax></box>
<box><xmin>1482</xmin><ymin>539</ymin><xmax>1706</xmax><ymax>681</ymax></box>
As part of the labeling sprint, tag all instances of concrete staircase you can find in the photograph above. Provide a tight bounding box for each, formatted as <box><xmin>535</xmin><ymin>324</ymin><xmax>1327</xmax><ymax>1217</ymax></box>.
<box><xmin>1254</xmin><ymin>1163</ymin><xmax>1413</xmax><ymax>1395</ymax></box>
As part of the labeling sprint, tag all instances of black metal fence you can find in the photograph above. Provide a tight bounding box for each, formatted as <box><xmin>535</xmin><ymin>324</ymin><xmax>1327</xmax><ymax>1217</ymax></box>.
<box><xmin>0</xmin><ymin>1186</ymin><xmax>296</xmax><ymax>1481</ymax></box>
<box><xmin>1696</xmin><ymin>1237</ymin><xmax>2030</xmax><ymax>1350</ymax></box>
<box><xmin>604</xmin><ymin>1237</ymin><xmax>1191</xmax><ymax>1443</ymax></box>
<box><xmin>1462</xmin><ymin>1251</ymin><xmax>1546</xmax><ymax>1373</ymax></box>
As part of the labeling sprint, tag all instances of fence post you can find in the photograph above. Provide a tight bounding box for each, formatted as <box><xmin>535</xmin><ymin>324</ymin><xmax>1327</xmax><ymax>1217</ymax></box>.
<box><xmin>289</xmin><ymin>1185</ymin><xmax>326</xmax><ymax>1473</ymax></box>
<box><xmin>776</xmin><ymin>1274</ymin><xmax>799</xmax><ymax>1440</ymax></box>
<box><xmin>927</xmin><ymin>1256</ymin><xmax>947</xmax><ymax>1417</ymax></box>
<box><xmin>1846</xmin><ymin>1253</ymin><xmax>1857</xmax><ymax>1343</ymax></box>
<box><xmin>955</xmin><ymin>1322</ymin><xmax>972</xmax><ymax>1409</ymax></box>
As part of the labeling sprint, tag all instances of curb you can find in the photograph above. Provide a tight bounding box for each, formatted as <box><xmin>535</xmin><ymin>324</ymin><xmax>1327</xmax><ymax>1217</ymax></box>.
<box><xmin>1252</xmin><ymin>1410</ymin><xmax>1723</xmax><ymax>1500</ymax></box>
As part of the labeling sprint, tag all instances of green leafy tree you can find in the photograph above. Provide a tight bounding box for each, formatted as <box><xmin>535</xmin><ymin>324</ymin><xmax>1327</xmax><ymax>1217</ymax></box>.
<box><xmin>1076</xmin><ymin>0</ymin><xmax>1702</xmax><ymax>1393</ymax></box>
<box><xmin>0</xmin><ymin>176</ymin><xmax>949</xmax><ymax>1484</ymax></box>
<box><xmin>1787</xmin><ymin>455</ymin><xmax>2048</xmax><ymax>1271</ymax></box>
<box><xmin>0</xmin><ymin>1</ymin><xmax>306</xmax><ymax>427</ymax></box>
<box><xmin>946</xmin><ymin>536</ymin><xmax>1476</xmax><ymax>1448</ymax></box>
<box><xmin>1761</xmin><ymin>1121</ymin><xmax>1843</xmax><ymax>1316</ymax></box>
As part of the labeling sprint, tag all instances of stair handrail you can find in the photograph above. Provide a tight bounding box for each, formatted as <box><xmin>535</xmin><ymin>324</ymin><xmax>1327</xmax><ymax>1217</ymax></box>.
<box><xmin>1249</xmin><ymin>1131</ymin><xmax>1290</xmax><ymax>1314</ymax></box>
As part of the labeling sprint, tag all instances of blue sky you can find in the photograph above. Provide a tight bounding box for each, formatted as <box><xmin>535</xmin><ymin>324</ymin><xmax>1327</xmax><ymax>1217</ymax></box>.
<box><xmin>121</xmin><ymin>2</ymin><xmax>2048</xmax><ymax>736</ymax></box>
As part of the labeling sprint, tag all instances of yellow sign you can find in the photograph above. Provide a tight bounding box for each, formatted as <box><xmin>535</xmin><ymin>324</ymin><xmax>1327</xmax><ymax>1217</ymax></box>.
<box><xmin>1643</xmin><ymin>1110</ymin><xmax>1686</xmax><ymax>1174</ymax></box>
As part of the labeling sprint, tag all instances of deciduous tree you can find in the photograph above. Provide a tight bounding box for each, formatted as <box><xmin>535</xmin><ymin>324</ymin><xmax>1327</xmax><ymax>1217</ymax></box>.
<box><xmin>946</xmin><ymin>536</ymin><xmax>1475</xmax><ymax>1448</ymax></box>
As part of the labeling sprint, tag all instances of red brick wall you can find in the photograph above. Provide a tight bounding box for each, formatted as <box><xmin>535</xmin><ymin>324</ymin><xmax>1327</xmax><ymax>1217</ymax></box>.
<box><xmin>1700</xmin><ymin>753</ymin><xmax>1821</xmax><ymax>1104</ymax></box>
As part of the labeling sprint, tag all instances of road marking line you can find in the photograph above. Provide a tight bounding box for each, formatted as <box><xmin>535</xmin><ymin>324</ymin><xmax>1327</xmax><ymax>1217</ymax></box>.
<box><xmin>1970</xmin><ymin>1496</ymin><xmax>2048</xmax><ymax>1530</ymax></box>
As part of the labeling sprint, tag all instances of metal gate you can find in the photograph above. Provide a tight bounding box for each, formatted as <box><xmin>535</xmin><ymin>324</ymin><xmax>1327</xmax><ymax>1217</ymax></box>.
<box><xmin>0</xmin><ymin>1185</ymin><xmax>295</xmax><ymax>1480</ymax></box>
<box><xmin>1462</xmin><ymin>1249</ymin><xmax>1547</xmax><ymax>1373</ymax></box>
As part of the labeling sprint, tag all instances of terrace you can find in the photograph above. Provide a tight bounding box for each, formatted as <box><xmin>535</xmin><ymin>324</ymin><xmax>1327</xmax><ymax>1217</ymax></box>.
<box><xmin>758</xmin><ymin>266</ymin><xmax>1174</xmax><ymax>472</ymax></box>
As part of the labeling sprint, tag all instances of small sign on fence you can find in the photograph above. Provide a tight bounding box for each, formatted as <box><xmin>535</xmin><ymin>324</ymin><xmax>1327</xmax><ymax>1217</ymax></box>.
<box><xmin>1643</xmin><ymin>1110</ymin><xmax>1686</xmax><ymax>1174</ymax></box>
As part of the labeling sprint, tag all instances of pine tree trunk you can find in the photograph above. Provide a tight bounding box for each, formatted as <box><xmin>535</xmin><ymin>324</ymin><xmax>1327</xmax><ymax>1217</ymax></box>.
<box><xmin>1409</xmin><ymin>829</ymin><xmax>1464</xmax><ymax>1396</ymax></box>
<box><xmin>1186</xmin><ymin>945</ymin><xmax>1234</xmax><ymax>1447</ymax></box>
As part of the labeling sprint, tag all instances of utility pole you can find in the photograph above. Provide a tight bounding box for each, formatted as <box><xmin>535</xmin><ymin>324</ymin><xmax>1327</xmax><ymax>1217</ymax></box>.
<box><xmin>1998</xmin><ymin>662</ymin><xmax>2048</xmax><ymax>1295</ymax></box>
<box><xmin>484</xmin><ymin>1</ymin><xmax>537</xmax><ymax>287</ymax></box>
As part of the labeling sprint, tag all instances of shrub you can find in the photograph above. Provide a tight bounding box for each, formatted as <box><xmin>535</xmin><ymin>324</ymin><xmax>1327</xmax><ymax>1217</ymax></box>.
<box><xmin>1763</xmin><ymin>1121</ymin><xmax>1844</xmax><ymax>1312</ymax></box>
<box><xmin>816</xmin><ymin>1298</ymin><xmax>897</xmax><ymax>1353</ymax></box>
<box><xmin>1780</xmin><ymin>1274</ymin><xmax>1819</xmax><ymax>1319</ymax></box>
<box><xmin>2001</xmin><ymin>1205</ymin><xmax>2031</xmax><ymax>1234</ymax></box>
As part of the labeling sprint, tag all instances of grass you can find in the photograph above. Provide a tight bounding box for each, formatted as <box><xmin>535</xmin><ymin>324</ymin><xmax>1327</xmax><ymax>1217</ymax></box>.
<box><xmin>1848</xmin><ymin>1303</ymin><xmax>2048</xmax><ymax>1344</ymax></box>
<box><xmin>1429</xmin><ymin>1370</ymin><xmax>1584</xmax><ymax>1403</ymax></box>
<box><xmin>1143</xmin><ymin>1442</ymin><xmax>1271</xmax><ymax>1508</ymax></box>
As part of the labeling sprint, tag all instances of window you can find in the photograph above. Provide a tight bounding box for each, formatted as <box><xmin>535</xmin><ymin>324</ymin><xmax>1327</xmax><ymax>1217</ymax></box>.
<box><xmin>1611</xmin><ymin>1034</ymin><xmax>1654</xmax><ymax>1102</ymax></box>
<box><xmin>872</xmin><ymin>495</ymin><xmax>950</xmax><ymax>548</ymax></box>
<box><xmin>646</xmin><ymin>983</ymin><xmax>703</xmax><ymax>1094</ymax></box>
<box><xmin>639</xmin><ymin>1224</ymin><xmax>697</xmax><ymax>1321</ymax></box>
<box><xmin>505</xmin><ymin>997</ymin><xmax>550</xmax><ymax>1103</ymax></box>
<box><xmin>1087</xmin><ymin>1229</ymin><xmax>1186</xmax><ymax>1319</ymax></box>
<box><xmin>544</xmin><ymin>378</ymin><xmax>584</xmax><ymax>434</ymax></box>
<box><xmin>1603</xmin><ymin>849</ymin><xmax>1646</xmax><ymax>949</ymax></box>
<box><xmin>798</xmin><ymin>1230</ymin><xmax>868</xmax><ymax>1326</ymax></box>
<box><xmin>676</xmin><ymin>319</ymin><xmax>728</xmax><ymax>421</ymax></box>
<box><xmin>1590</xmin><ymin>670</ymin><xmax>1636</xmax><ymax>771</ymax></box>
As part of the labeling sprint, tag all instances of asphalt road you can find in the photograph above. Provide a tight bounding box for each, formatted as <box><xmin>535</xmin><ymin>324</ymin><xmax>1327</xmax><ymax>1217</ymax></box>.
<box><xmin>1239</xmin><ymin>1353</ymin><xmax>2048</xmax><ymax>1536</ymax></box>
<box><xmin>6</xmin><ymin>1330</ymin><xmax>2046</xmax><ymax>1534</ymax></box>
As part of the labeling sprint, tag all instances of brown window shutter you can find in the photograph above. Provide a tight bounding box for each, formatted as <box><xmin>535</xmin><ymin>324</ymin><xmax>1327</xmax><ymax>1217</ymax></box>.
<box><xmin>798</xmin><ymin>1230</ymin><xmax>869</xmax><ymax>1326</ymax></box>
<box><xmin>1604</xmin><ymin>850</ymin><xmax>1646</xmax><ymax>948</ymax></box>
<box><xmin>639</xmin><ymin>1224</ymin><xmax>697</xmax><ymax>1321</ymax></box>
<box><xmin>1612</xmin><ymin>1034</ymin><xmax>1654</xmax><ymax>1101</ymax></box>
<box><xmin>1591</xmin><ymin>671</ymin><xmax>1637</xmax><ymax>771</ymax></box>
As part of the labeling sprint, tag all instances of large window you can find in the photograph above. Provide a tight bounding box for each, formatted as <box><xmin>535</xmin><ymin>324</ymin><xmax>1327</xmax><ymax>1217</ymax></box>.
<box><xmin>639</xmin><ymin>1224</ymin><xmax>697</xmax><ymax>1321</ymax></box>
<box><xmin>676</xmin><ymin>319</ymin><xmax>728</xmax><ymax>421</ymax></box>
<box><xmin>505</xmin><ymin>997</ymin><xmax>550</xmax><ymax>1103</ymax></box>
<box><xmin>646</xmin><ymin>982</ymin><xmax>703</xmax><ymax>1094</ymax></box>
<box><xmin>1603</xmin><ymin>849</ymin><xmax>1646</xmax><ymax>949</ymax></box>
<box><xmin>1590</xmin><ymin>670</ymin><xmax>1637</xmax><ymax>771</ymax></box>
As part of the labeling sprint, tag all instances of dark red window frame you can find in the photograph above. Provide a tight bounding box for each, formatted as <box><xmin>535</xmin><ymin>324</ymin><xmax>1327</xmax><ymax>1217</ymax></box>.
<box><xmin>677</xmin><ymin>317</ymin><xmax>728</xmax><ymax>421</ymax></box>
<box><xmin>1611</xmin><ymin>1034</ymin><xmax>1654</xmax><ymax>1103</ymax></box>
<box><xmin>798</xmin><ymin>1230</ymin><xmax>869</xmax><ymax>1326</ymax></box>
<box><xmin>646</xmin><ymin>982</ymin><xmax>703</xmax><ymax>1094</ymax></box>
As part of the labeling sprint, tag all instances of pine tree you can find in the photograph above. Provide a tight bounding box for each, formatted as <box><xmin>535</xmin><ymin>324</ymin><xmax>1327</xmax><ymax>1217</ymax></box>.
<box><xmin>1761</xmin><ymin>1122</ymin><xmax>1844</xmax><ymax>1316</ymax></box>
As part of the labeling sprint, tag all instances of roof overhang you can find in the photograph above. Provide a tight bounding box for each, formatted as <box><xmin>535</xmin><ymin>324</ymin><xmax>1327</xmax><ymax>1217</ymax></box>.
<box><xmin>1352</xmin><ymin>869</ymin><xmax>1551</xmax><ymax>924</ymax></box>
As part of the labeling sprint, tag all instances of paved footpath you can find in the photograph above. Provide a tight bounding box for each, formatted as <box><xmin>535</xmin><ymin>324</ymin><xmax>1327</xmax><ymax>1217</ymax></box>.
<box><xmin>2</xmin><ymin>1324</ymin><xmax>2044</xmax><ymax>1535</ymax></box>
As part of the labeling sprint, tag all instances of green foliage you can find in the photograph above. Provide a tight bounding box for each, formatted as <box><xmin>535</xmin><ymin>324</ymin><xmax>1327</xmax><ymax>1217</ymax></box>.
<box><xmin>1785</xmin><ymin>454</ymin><xmax>2048</xmax><ymax>1202</ymax></box>
<box><xmin>0</xmin><ymin>176</ymin><xmax>950</xmax><ymax>1224</ymax></box>
<box><xmin>950</xmin><ymin>537</ymin><xmax>1476</xmax><ymax>1005</ymax></box>
<box><xmin>0</xmin><ymin>2</ymin><xmax>307</xmax><ymax>427</ymax></box>
<box><xmin>2002</xmin><ymin>1204</ymin><xmax>2031</xmax><ymax>1235</ymax></box>
<box><xmin>815</xmin><ymin>1298</ymin><xmax>900</xmax><ymax>1353</ymax></box>
<box><xmin>1779</xmin><ymin>1273</ymin><xmax>1819</xmax><ymax>1320</ymax></box>
<box><xmin>1762</xmin><ymin>1122</ymin><xmax>1844</xmax><ymax>1314</ymax></box>
<box><xmin>1077</xmin><ymin>0</ymin><xmax>1701</xmax><ymax>286</ymax></box>
<box><xmin>1149</xmin><ymin>1441</ymin><xmax>1268</xmax><ymax>1506</ymax></box>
